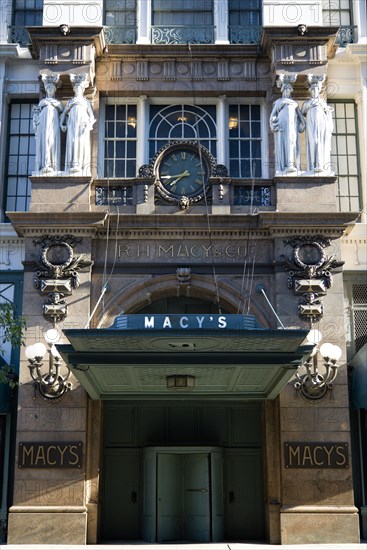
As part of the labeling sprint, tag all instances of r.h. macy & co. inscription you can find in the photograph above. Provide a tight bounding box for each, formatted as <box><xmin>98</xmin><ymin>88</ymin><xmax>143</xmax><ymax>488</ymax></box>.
<box><xmin>117</xmin><ymin>242</ymin><xmax>253</xmax><ymax>260</ymax></box>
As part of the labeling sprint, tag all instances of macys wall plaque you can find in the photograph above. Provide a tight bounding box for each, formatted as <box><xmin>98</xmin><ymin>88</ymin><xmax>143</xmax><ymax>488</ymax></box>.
<box><xmin>18</xmin><ymin>441</ymin><xmax>83</xmax><ymax>468</ymax></box>
<box><xmin>284</xmin><ymin>442</ymin><xmax>349</xmax><ymax>469</ymax></box>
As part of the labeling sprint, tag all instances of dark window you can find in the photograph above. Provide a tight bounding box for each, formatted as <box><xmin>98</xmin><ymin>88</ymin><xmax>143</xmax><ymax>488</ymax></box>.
<box><xmin>13</xmin><ymin>0</ymin><xmax>43</xmax><ymax>26</ymax></box>
<box><xmin>104</xmin><ymin>0</ymin><xmax>136</xmax><ymax>25</ymax></box>
<box><xmin>3</xmin><ymin>101</ymin><xmax>36</xmax><ymax>214</ymax></box>
<box><xmin>329</xmin><ymin>101</ymin><xmax>361</xmax><ymax>212</ymax></box>
<box><xmin>352</xmin><ymin>284</ymin><xmax>367</xmax><ymax>353</ymax></box>
<box><xmin>152</xmin><ymin>0</ymin><xmax>214</xmax><ymax>44</ymax></box>
<box><xmin>104</xmin><ymin>104</ymin><xmax>137</xmax><ymax>178</ymax></box>
<box><xmin>322</xmin><ymin>0</ymin><xmax>352</xmax><ymax>26</ymax></box>
<box><xmin>229</xmin><ymin>0</ymin><xmax>261</xmax><ymax>26</ymax></box>
<box><xmin>152</xmin><ymin>0</ymin><xmax>213</xmax><ymax>25</ymax></box>
<box><xmin>228</xmin><ymin>104</ymin><xmax>262</xmax><ymax>178</ymax></box>
<box><xmin>322</xmin><ymin>0</ymin><xmax>356</xmax><ymax>46</ymax></box>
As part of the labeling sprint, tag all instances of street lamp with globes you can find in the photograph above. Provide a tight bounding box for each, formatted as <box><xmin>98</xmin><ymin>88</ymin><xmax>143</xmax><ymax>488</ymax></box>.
<box><xmin>25</xmin><ymin>335</ymin><xmax>71</xmax><ymax>401</ymax></box>
<box><xmin>295</xmin><ymin>329</ymin><xmax>343</xmax><ymax>400</ymax></box>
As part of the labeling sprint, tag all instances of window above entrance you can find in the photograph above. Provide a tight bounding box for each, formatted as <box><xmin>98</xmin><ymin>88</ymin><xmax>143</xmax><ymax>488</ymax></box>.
<box><xmin>102</xmin><ymin>0</ymin><xmax>263</xmax><ymax>45</ymax></box>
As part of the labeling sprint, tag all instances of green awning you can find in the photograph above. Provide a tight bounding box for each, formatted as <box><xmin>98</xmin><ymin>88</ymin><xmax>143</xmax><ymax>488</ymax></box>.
<box><xmin>58</xmin><ymin>315</ymin><xmax>312</xmax><ymax>401</ymax></box>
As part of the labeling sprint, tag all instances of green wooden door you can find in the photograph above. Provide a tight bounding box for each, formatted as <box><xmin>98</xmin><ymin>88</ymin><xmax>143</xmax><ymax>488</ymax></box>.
<box><xmin>157</xmin><ymin>453</ymin><xmax>210</xmax><ymax>542</ymax></box>
<box><xmin>225</xmin><ymin>449</ymin><xmax>265</xmax><ymax>541</ymax></box>
<box><xmin>184</xmin><ymin>454</ymin><xmax>210</xmax><ymax>542</ymax></box>
<box><xmin>101</xmin><ymin>449</ymin><xmax>140</xmax><ymax>541</ymax></box>
<box><xmin>156</xmin><ymin>453</ymin><xmax>183</xmax><ymax>542</ymax></box>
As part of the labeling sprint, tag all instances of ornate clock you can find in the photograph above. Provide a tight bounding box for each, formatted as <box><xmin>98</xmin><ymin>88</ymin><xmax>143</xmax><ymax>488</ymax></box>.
<box><xmin>153</xmin><ymin>141</ymin><xmax>215</xmax><ymax>207</ymax></box>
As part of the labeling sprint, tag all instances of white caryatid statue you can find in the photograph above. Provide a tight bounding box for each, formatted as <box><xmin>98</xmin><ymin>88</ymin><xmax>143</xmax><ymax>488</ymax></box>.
<box><xmin>301</xmin><ymin>74</ymin><xmax>334</xmax><ymax>174</ymax></box>
<box><xmin>60</xmin><ymin>74</ymin><xmax>96</xmax><ymax>175</ymax></box>
<box><xmin>269</xmin><ymin>74</ymin><xmax>306</xmax><ymax>174</ymax></box>
<box><xmin>33</xmin><ymin>74</ymin><xmax>63</xmax><ymax>175</ymax></box>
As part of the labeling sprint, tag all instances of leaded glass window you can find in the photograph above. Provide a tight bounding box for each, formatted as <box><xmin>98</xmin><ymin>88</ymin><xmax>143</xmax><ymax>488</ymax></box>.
<box><xmin>104</xmin><ymin>104</ymin><xmax>137</xmax><ymax>178</ymax></box>
<box><xmin>329</xmin><ymin>101</ymin><xmax>361</xmax><ymax>212</ymax></box>
<box><xmin>149</xmin><ymin>104</ymin><xmax>217</xmax><ymax>159</ymax></box>
<box><xmin>228</xmin><ymin>104</ymin><xmax>262</xmax><ymax>178</ymax></box>
<box><xmin>4</xmin><ymin>101</ymin><xmax>36</xmax><ymax>214</ymax></box>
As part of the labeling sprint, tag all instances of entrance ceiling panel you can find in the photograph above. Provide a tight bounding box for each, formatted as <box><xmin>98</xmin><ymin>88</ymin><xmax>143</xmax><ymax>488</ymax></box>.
<box><xmin>59</xmin><ymin>321</ymin><xmax>313</xmax><ymax>401</ymax></box>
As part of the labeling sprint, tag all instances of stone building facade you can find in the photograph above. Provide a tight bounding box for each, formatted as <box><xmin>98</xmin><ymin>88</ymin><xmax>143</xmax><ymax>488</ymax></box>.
<box><xmin>0</xmin><ymin>0</ymin><xmax>366</xmax><ymax>545</ymax></box>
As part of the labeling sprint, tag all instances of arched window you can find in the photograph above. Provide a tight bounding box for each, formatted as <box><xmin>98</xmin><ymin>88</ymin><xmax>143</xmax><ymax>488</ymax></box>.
<box><xmin>149</xmin><ymin>104</ymin><xmax>217</xmax><ymax>159</ymax></box>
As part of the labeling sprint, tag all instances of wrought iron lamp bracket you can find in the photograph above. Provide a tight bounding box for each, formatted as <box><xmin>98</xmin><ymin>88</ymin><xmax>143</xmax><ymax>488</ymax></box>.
<box><xmin>26</xmin><ymin>344</ymin><xmax>72</xmax><ymax>401</ymax></box>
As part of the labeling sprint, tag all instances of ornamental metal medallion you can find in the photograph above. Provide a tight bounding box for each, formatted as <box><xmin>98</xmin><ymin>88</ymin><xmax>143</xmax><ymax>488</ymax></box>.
<box><xmin>32</xmin><ymin>235</ymin><xmax>93</xmax><ymax>324</ymax></box>
<box><xmin>279</xmin><ymin>235</ymin><xmax>344</xmax><ymax>324</ymax></box>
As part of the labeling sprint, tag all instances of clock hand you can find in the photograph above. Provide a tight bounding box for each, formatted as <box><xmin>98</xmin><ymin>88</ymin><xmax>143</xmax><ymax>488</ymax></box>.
<box><xmin>168</xmin><ymin>171</ymin><xmax>191</xmax><ymax>186</ymax></box>
<box><xmin>161</xmin><ymin>170</ymin><xmax>190</xmax><ymax>180</ymax></box>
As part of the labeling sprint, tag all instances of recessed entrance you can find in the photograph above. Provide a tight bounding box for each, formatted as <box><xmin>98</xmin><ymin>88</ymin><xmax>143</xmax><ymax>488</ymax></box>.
<box><xmin>100</xmin><ymin>402</ymin><xmax>265</xmax><ymax>543</ymax></box>
<box><xmin>143</xmin><ymin>447</ymin><xmax>223</xmax><ymax>543</ymax></box>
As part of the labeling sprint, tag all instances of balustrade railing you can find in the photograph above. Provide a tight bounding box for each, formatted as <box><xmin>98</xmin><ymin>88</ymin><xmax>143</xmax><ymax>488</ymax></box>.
<box><xmin>104</xmin><ymin>26</ymin><xmax>136</xmax><ymax>45</ymax></box>
<box><xmin>151</xmin><ymin>25</ymin><xmax>214</xmax><ymax>45</ymax></box>
<box><xmin>9</xmin><ymin>25</ymin><xmax>30</xmax><ymax>47</ymax></box>
<box><xmin>233</xmin><ymin>185</ymin><xmax>271</xmax><ymax>207</ymax></box>
<box><xmin>95</xmin><ymin>185</ymin><xmax>133</xmax><ymax>206</ymax></box>
<box><xmin>335</xmin><ymin>25</ymin><xmax>358</xmax><ymax>47</ymax></box>
<box><xmin>229</xmin><ymin>25</ymin><xmax>262</xmax><ymax>45</ymax></box>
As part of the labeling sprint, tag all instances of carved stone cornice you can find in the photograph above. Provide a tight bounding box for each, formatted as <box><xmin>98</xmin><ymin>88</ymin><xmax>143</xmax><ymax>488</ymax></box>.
<box><xmin>7</xmin><ymin>212</ymin><xmax>107</xmax><ymax>238</ymax></box>
<box><xmin>28</xmin><ymin>26</ymin><xmax>105</xmax><ymax>59</ymax></box>
<box><xmin>96</xmin><ymin>56</ymin><xmax>269</xmax><ymax>93</ymax></box>
<box><xmin>346</xmin><ymin>43</ymin><xmax>367</xmax><ymax>62</ymax></box>
<box><xmin>261</xmin><ymin>26</ymin><xmax>339</xmax><ymax>87</ymax></box>
<box><xmin>0</xmin><ymin>43</ymin><xmax>23</xmax><ymax>59</ymax></box>
<box><xmin>27</xmin><ymin>26</ymin><xmax>105</xmax><ymax>90</ymax></box>
<box><xmin>105</xmin><ymin>43</ymin><xmax>261</xmax><ymax>58</ymax></box>
<box><xmin>91</xmin><ymin>211</ymin><xmax>358</xmax><ymax>236</ymax></box>
<box><xmin>29</xmin><ymin>176</ymin><xmax>93</xmax><ymax>185</ymax></box>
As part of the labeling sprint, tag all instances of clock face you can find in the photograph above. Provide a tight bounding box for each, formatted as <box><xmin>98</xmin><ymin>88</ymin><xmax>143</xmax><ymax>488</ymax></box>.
<box><xmin>156</xmin><ymin>143</ymin><xmax>211</xmax><ymax>201</ymax></box>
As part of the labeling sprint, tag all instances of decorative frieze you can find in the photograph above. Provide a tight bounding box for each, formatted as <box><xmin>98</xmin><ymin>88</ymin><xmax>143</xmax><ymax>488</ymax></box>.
<box><xmin>136</xmin><ymin>61</ymin><xmax>149</xmax><ymax>80</ymax></box>
<box><xmin>164</xmin><ymin>61</ymin><xmax>176</xmax><ymax>81</ymax></box>
<box><xmin>275</xmin><ymin>44</ymin><xmax>326</xmax><ymax>66</ymax></box>
<box><xmin>218</xmin><ymin>60</ymin><xmax>230</xmax><ymax>81</ymax></box>
<box><xmin>96</xmin><ymin>59</ymin><xmax>268</xmax><ymax>86</ymax></box>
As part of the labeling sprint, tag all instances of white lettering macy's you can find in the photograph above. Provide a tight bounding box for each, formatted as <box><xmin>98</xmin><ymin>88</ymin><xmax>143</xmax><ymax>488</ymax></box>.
<box><xmin>144</xmin><ymin>315</ymin><xmax>228</xmax><ymax>329</ymax></box>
